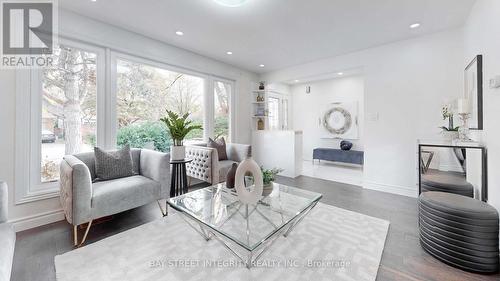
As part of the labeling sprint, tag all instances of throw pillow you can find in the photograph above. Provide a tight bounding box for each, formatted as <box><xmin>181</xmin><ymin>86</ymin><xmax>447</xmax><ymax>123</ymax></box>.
<box><xmin>94</xmin><ymin>145</ymin><xmax>134</xmax><ymax>181</ymax></box>
<box><xmin>208</xmin><ymin>137</ymin><xmax>228</xmax><ymax>161</ymax></box>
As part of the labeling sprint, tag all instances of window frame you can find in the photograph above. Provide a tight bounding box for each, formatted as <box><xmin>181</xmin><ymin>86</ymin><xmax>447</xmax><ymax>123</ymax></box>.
<box><xmin>110</xmin><ymin>52</ymin><xmax>235</xmax><ymax>144</ymax></box>
<box><xmin>212</xmin><ymin>77</ymin><xmax>235</xmax><ymax>142</ymax></box>
<box><xmin>15</xmin><ymin>38</ymin><xmax>106</xmax><ymax>204</ymax></box>
<box><xmin>267</xmin><ymin>92</ymin><xmax>290</xmax><ymax>131</ymax></box>
<box><xmin>15</xmin><ymin>40</ymin><xmax>235</xmax><ymax>205</ymax></box>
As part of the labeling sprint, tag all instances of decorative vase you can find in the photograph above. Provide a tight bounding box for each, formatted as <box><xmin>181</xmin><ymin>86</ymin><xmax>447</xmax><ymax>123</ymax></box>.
<box><xmin>226</xmin><ymin>163</ymin><xmax>238</xmax><ymax>189</ymax></box>
<box><xmin>340</xmin><ymin>140</ymin><xmax>353</xmax><ymax>151</ymax></box>
<box><xmin>262</xmin><ymin>182</ymin><xmax>274</xmax><ymax>197</ymax></box>
<box><xmin>235</xmin><ymin>158</ymin><xmax>263</xmax><ymax>205</ymax></box>
<box><xmin>170</xmin><ymin>145</ymin><xmax>185</xmax><ymax>160</ymax></box>
<box><xmin>441</xmin><ymin>131</ymin><xmax>459</xmax><ymax>141</ymax></box>
<box><xmin>257</xmin><ymin>118</ymin><xmax>265</xmax><ymax>130</ymax></box>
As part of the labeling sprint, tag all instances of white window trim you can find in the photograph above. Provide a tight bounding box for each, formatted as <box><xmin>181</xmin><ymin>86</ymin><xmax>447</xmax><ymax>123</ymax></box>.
<box><xmin>15</xmin><ymin>40</ymin><xmax>236</xmax><ymax>205</ymax></box>
<box><xmin>212</xmin><ymin>76</ymin><xmax>236</xmax><ymax>142</ymax></box>
<box><xmin>268</xmin><ymin>92</ymin><xmax>291</xmax><ymax>131</ymax></box>
<box><xmin>15</xmin><ymin>38</ymin><xmax>106</xmax><ymax>205</ymax></box>
<box><xmin>110</xmin><ymin>52</ymin><xmax>235</xmax><ymax>143</ymax></box>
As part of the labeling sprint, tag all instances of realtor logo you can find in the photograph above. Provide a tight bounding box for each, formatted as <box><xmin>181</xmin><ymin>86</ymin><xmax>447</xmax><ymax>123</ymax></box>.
<box><xmin>1</xmin><ymin>0</ymin><xmax>57</xmax><ymax>68</ymax></box>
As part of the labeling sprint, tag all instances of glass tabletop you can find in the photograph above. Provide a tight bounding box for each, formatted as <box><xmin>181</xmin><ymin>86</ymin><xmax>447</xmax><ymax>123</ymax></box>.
<box><xmin>167</xmin><ymin>183</ymin><xmax>323</xmax><ymax>251</ymax></box>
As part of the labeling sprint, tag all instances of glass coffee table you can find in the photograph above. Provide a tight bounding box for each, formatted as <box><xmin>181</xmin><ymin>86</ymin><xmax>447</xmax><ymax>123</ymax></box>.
<box><xmin>167</xmin><ymin>183</ymin><xmax>322</xmax><ymax>268</ymax></box>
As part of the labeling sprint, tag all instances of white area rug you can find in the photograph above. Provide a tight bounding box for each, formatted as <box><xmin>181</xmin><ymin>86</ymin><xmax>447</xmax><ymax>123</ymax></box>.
<box><xmin>55</xmin><ymin>203</ymin><xmax>389</xmax><ymax>281</ymax></box>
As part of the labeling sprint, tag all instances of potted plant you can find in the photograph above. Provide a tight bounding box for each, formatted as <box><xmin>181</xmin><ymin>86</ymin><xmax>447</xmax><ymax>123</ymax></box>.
<box><xmin>440</xmin><ymin>104</ymin><xmax>459</xmax><ymax>140</ymax></box>
<box><xmin>261</xmin><ymin>167</ymin><xmax>284</xmax><ymax>196</ymax></box>
<box><xmin>160</xmin><ymin>110</ymin><xmax>203</xmax><ymax>160</ymax></box>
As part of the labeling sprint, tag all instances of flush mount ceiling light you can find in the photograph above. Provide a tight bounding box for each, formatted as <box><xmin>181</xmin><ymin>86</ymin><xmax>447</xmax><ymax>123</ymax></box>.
<box><xmin>214</xmin><ymin>0</ymin><xmax>248</xmax><ymax>7</ymax></box>
<box><xmin>226</xmin><ymin>51</ymin><xmax>233</xmax><ymax>55</ymax></box>
<box><xmin>410</xmin><ymin>23</ymin><xmax>421</xmax><ymax>29</ymax></box>
<box><xmin>337</xmin><ymin>72</ymin><xmax>344</xmax><ymax>76</ymax></box>
<box><xmin>259</xmin><ymin>64</ymin><xmax>265</xmax><ymax>68</ymax></box>
<box><xmin>294</xmin><ymin>79</ymin><xmax>300</xmax><ymax>83</ymax></box>
<box><xmin>175</xmin><ymin>31</ymin><xmax>184</xmax><ymax>36</ymax></box>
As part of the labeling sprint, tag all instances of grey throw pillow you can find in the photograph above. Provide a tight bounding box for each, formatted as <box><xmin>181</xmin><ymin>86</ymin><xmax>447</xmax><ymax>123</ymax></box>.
<box><xmin>208</xmin><ymin>137</ymin><xmax>228</xmax><ymax>161</ymax></box>
<box><xmin>94</xmin><ymin>145</ymin><xmax>134</xmax><ymax>181</ymax></box>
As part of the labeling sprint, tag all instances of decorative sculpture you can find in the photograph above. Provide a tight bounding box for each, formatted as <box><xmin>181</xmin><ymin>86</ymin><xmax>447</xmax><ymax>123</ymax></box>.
<box><xmin>234</xmin><ymin>158</ymin><xmax>263</xmax><ymax>205</ymax></box>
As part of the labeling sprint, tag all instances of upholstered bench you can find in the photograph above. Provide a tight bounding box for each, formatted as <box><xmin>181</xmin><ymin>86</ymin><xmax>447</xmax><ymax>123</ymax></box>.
<box><xmin>421</xmin><ymin>173</ymin><xmax>474</xmax><ymax>198</ymax></box>
<box><xmin>418</xmin><ymin>192</ymin><xmax>499</xmax><ymax>273</ymax></box>
<box><xmin>312</xmin><ymin>148</ymin><xmax>364</xmax><ymax>165</ymax></box>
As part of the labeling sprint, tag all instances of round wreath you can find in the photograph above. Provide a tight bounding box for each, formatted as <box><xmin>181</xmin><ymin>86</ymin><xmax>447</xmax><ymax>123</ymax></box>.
<box><xmin>323</xmin><ymin>107</ymin><xmax>352</xmax><ymax>135</ymax></box>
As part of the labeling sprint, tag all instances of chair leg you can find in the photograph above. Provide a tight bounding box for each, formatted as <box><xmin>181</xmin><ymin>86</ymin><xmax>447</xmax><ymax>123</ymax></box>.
<box><xmin>157</xmin><ymin>200</ymin><xmax>168</xmax><ymax>217</ymax></box>
<box><xmin>73</xmin><ymin>225</ymin><xmax>78</xmax><ymax>246</ymax></box>
<box><xmin>74</xmin><ymin>220</ymin><xmax>93</xmax><ymax>247</ymax></box>
<box><xmin>78</xmin><ymin>220</ymin><xmax>93</xmax><ymax>247</ymax></box>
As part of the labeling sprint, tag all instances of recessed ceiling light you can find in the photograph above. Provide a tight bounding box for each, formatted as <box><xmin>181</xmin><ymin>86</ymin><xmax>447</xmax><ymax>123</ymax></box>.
<box><xmin>91</xmin><ymin>0</ymin><xmax>97</xmax><ymax>2</ymax></box>
<box><xmin>226</xmin><ymin>51</ymin><xmax>233</xmax><ymax>55</ymax></box>
<box><xmin>338</xmin><ymin>72</ymin><xmax>343</xmax><ymax>76</ymax></box>
<box><xmin>259</xmin><ymin>64</ymin><xmax>265</xmax><ymax>68</ymax></box>
<box><xmin>175</xmin><ymin>31</ymin><xmax>184</xmax><ymax>36</ymax></box>
<box><xmin>214</xmin><ymin>0</ymin><xmax>248</xmax><ymax>7</ymax></box>
<box><xmin>294</xmin><ymin>79</ymin><xmax>300</xmax><ymax>83</ymax></box>
<box><xmin>410</xmin><ymin>23</ymin><xmax>421</xmax><ymax>29</ymax></box>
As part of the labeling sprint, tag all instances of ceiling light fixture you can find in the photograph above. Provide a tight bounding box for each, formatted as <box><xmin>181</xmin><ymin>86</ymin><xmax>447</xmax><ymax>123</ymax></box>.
<box><xmin>226</xmin><ymin>51</ymin><xmax>233</xmax><ymax>55</ymax></box>
<box><xmin>294</xmin><ymin>79</ymin><xmax>300</xmax><ymax>83</ymax></box>
<box><xmin>175</xmin><ymin>31</ymin><xmax>184</xmax><ymax>36</ymax></box>
<box><xmin>338</xmin><ymin>72</ymin><xmax>343</xmax><ymax>76</ymax></box>
<box><xmin>410</xmin><ymin>23</ymin><xmax>421</xmax><ymax>29</ymax></box>
<box><xmin>259</xmin><ymin>64</ymin><xmax>265</xmax><ymax>68</ymax></box>
<box><xmin>214</xmin><ymin>0</ymin><xmax>248</xmax><ymax>7</ymax></box>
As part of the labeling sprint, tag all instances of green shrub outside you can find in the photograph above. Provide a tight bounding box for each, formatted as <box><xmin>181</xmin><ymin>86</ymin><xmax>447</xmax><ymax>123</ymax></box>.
<box><xmin>117</xmin><ymin>121</ymin><xmax>171</xmax><ymax>152</ymax></box>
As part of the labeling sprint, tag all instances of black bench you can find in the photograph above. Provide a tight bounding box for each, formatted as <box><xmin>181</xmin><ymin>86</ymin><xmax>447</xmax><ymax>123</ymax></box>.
<box><xmin>313</xmin><ymin>148</ymin><xmax>364</xmax><ymax>165</ymax></box>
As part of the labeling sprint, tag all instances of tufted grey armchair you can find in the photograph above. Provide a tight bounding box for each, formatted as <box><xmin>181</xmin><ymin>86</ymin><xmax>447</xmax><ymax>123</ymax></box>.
<box><xmin>59</xmin><ymin>148</ymin><xmax>170</xmax><ymax>246</ymax></box>
<box><xmin>185</xmin><ymin>143</ymin><xmax>251</xmax><ymax>184</ymax></box>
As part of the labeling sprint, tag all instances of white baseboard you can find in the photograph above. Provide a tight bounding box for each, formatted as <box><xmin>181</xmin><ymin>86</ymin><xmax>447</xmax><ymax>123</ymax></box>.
<box><xmin>10</xmin><ymin>209</ymin><xmax>65</xmax><ymax>232</ymax></box>
<box><xmin>364</xmin><ymin>181</ymin><xmax>418</xmax><ymax>198</ymax></box>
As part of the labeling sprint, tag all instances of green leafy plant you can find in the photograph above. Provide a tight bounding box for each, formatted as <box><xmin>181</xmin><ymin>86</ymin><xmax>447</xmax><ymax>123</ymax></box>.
<box><xmin>160</xmin><ymin>110</ymin><xmax>203</xmax><ymax>146</ymax></box>
<box><xmin>261</xmin><ymin>167</ymin><xmax>284</xmax><ymax>185</ymax></box>
<box><xmin>440</xmin><ymin>104</ymin><xmax>459</xmax><ymax>132</ymax></box>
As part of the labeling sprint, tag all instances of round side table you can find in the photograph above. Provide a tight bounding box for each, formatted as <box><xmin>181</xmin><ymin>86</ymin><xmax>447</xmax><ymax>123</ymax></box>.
<box><xmin>170</xmin><ymin>158</ymin><xmax>193</xmax><ymax>197</ymax></box>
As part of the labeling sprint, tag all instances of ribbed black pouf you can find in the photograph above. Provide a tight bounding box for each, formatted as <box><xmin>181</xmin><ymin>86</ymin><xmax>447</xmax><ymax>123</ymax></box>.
<box><xmin>421</xmin><ymin>173</ymin><xmax>474</xmax><ymax>197</ymax></box>
<box><xmin>419</xmin><ymin>191</ymin><xmax>499</xmax><ymax>273</ymax></box>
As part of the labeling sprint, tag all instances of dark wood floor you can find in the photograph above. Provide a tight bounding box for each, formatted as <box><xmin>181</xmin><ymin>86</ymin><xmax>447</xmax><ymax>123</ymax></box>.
<box><xmin>12</xmin><ymin>176</ymin><xmax>500</xmax><ymax>281</ymax></box>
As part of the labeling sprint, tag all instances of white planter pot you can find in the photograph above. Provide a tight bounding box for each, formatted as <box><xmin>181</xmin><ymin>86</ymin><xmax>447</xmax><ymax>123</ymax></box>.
<box><xmin>170</xmin><ymin>145</ymin><xmax>185</xmax><ymax>160</ymax></box>
<box><xmin>442</xmin><ymin>131</ymin><xmax>459</xmax><ymax>141</ymax></box>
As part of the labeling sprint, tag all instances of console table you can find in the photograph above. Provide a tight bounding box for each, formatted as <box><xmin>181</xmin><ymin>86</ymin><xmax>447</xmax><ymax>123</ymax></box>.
<box><xmin>313</xmin><ymin>148</ymin><xmax>364</xmax><ymax>165</ymax></box>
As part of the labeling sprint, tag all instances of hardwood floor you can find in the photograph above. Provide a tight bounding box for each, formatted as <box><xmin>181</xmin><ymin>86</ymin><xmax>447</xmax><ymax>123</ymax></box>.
<box><xmin>12</xmin><ymin>176</ymin><xmax>500</xmax><ymax>281</ymax></box>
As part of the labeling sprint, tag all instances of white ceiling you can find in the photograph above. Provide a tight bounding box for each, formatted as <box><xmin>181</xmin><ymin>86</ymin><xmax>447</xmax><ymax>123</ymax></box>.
<box><xmin>59</xmin><ymin>0</ymin><xmax>475</xmax><ymax>74</ymax></box>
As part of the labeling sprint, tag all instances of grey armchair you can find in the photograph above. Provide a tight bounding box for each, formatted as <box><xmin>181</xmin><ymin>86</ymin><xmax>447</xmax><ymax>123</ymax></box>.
<box><xmin>185</xmin><ymin>143</ymin><xmax>251</xmax><ymax>184</ymax></box>
<box><xmin>0</xmin><ymin>181</ymin><xmax>15</xmax><ymax>281</ymax></box>
<box><xmin>59</xmin><ymin>148</ymin><xmax>170</xmax><ymax>246</ymax></box>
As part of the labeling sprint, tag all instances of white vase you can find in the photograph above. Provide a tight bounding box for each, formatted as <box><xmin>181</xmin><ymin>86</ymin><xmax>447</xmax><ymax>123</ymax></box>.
<box><xmin>442</xmin><ymin>131</ymin><xmax>459</xmax><ymax>141</ymax></box>
<box><xmin>170</xmin><ymin>145</ymin><xmax>185</xmax><ymax>160</ymax></box>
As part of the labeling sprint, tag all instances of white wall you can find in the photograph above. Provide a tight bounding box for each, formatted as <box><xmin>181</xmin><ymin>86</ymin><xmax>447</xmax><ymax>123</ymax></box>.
<box><xmin>463</xmin><ymin>0</ymin><xmax>500</xmax><ymax>219</ymax></box>
<box><xmin>291</xmin><ymin>76</ymin><xmax>364</xmax><ymax>160</ymax></box>
<box><xmin>0</xmin><ymin>9</ymin><xmax>257</xmax><ymax>230</ymax></box>
<box><xmin>261</xmin><ymin>29</ymin><xmax>464</xmax><ymax>197</ymax></box>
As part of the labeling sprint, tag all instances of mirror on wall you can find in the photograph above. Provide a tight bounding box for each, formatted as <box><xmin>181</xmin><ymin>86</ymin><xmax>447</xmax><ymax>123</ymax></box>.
<box><xmin>418</xmin><ymin>144</ymin><xmax>487</xmax><ymax>201</ymax></box>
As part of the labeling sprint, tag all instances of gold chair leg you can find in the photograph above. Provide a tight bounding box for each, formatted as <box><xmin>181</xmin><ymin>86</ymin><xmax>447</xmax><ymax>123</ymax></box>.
<box><xmin>157</xmin><ymin>200</ymin><xmax>168</xmax><ymax>217</ymax></box>
<box><xmin>75</xmin><ymin>220</ymin><xmax>93</xmax><ymax>247</ymax></box>
<box><xmin>73</xmin><ymin>225</ymin><xmax>78</xmax><ymax>246</ymax></box>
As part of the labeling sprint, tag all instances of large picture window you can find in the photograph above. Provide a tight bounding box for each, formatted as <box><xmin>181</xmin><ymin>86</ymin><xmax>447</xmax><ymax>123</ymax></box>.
<box><xmin>41</xmin><ymin>45</ymin><xmax>98</xmax><ymax>183</ymax></box>
<box><xmin>214</xmin><ymin>80</ymin><xmax>231</xmax><ymax>140</ymax></box>
<box><xmin>115</xmin><ymin>58</ymin><xmax>205</xmax><ymax>151</ymax></box>
<box><xmin>16</xmin><ymin>41</ymin><xmax>234</xmax><ymax>203</ymax></box>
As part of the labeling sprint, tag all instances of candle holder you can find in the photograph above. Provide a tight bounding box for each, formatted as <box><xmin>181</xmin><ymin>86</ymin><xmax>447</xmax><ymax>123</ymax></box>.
<box><xmin>458</xmin><ymin>113</ymin><xmax>471</xmax><ymax>141</ymax></box>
